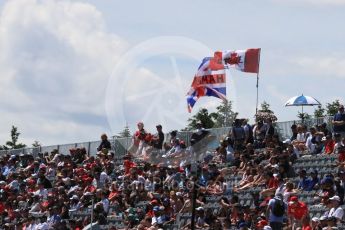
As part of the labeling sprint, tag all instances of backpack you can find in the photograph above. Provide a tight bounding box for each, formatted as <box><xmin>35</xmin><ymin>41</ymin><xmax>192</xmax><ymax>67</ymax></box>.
<box><xmin>272</xmin><ymin>198</ymin><xmax>285</xmax><ymax>217</ymax></box>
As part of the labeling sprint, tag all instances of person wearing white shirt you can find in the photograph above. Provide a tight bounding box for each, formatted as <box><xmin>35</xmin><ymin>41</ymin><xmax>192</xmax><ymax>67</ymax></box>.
<box><xmin>34</xmin><ymin>182</ymin><xmax>48</xmax><ymax>200</ymax></box>
<box><xmin>35</xmin><ymin>217</ymin><xmax>49</xmax><ymax>230</ymax></box>
<box><xmin>328</xmin><ymin>195</ymin><xmax>344</xmax><ymax>223</ymax></box>
<box><xmin>294</xmin><ymin>125</ymin><xmax>308</xmax><ymax>152</ymax></box>
<box><xmin>333</xmin><ymin>133</ymin><xmax>344</xmax><ymax>154</ymax></box>
<box><xmin>99</xmin><ymin>171</ymin><xmax>110</xmax><ymax>188</ymax></box>
<box><xmin>69</xmin><ymin>195</ymin><xmax>81</xmax><ymax>211</ymax></box>
<box><xmin>305</xmin><ymin>127</ymin><xmax>316</xmax><ymax>153</ymax></box>
<box><xmin>101</xmin><ymin>197</ymin><xmax>110</xmax><ymax>213</ymax></box>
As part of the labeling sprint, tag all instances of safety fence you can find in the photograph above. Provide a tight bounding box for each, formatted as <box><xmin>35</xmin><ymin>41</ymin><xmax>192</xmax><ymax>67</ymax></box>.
<box><xmin>0</xmin><ymin>116</ymin><xmax>333</xmax><ymax>158</ymax></box>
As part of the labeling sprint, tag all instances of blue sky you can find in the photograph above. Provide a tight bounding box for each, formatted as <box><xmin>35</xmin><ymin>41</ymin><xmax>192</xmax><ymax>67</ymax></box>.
<box><xmin>0</xmin><ymin>0</ymin><xmax>344</xmax><ymax>146</ymax></box>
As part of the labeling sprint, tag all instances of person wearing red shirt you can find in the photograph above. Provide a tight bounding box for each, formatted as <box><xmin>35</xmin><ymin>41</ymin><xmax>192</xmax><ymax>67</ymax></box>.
<box><xmin>323</xmin><ymin>135</ymin><xmax>335</xmax><ymax>154</ymax></box>
<box><xmin>108</xmin><ymin>182</ymin><xmax>119</xmax><ymax>202</ymax></box>
<box><xmin>288</xmin><ymin>196</ymin><xmax>309</xmax><ymax>229</ymax></box>
<box><xmin>301</xmin><ymin>216</ymin><xmax>312</xmax><ymax>230</ymax></box>
<box><xmin>256</xmin><ymin>219</ymin><xmax>269</xmax><ymax>229</ymax></box>
<box><xmin>0</xmin><ymin>202</ymin><xmax>5</xmax><ymax>215</ymax></box>
<box><xmin>129</xmin><ymin>122</ymin><xmax>148</xmax><ymax>155</ymax></box>
<box><xmin>338</xmin><ymin>146</ymin><xmax>345</xmax><ymax>162</ymax></box>
<box><xmin>83</xmin><ymin>177</ymin><xmax>96</xmax><ymax>193</ymax></box>
<box><xmin>260</xmin><ymin>172</ymin><xmax>279</xmax><ymax>197</ymax></box>
<box><xmin>124</xmin><ymin>158</ymin><xmax>136</xmax><ymax>175</ymax></box>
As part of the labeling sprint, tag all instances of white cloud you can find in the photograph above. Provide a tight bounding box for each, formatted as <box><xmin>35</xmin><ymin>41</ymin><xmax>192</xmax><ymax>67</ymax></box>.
<box><xmin>0</xmin><ymin>0</ymin><xmax>127</xmax><ymax>145</ymax></box>
<box><xmin>290</xmin><ymin>55</ymin><xmax>345</xmax><ymax>79</ymax></box>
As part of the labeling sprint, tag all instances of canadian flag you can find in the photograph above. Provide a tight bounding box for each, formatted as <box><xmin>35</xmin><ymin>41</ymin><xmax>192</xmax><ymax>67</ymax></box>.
<box><xmin>210</xmin><ymin>48</ymin><xmax>261</xmax><ymax>73</ymax></box>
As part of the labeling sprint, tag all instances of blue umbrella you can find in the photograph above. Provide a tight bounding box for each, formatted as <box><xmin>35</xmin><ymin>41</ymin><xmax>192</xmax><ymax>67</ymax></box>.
<box><xmin>285</xmin><ymin>94</ymin><xmax>321</xmax><ymax>119</ymax></box>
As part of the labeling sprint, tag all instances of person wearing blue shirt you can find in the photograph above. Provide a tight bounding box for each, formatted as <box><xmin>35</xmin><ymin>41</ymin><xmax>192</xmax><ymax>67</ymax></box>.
<box><xmin>332</xmin><ymin>105</ymin><xmax>345</xmax><ymax>138</ymax></box>
<box><xmin>267</xmin><ymin>194</ymin><xmax>287</xmax><ymax>230</ymax></box>
<box><xmin>199</xmin><ymin>167</ymin><xmax>208</xmax><ymax>187</ymax></box>
<box><xmin>306</xmin><ymin>170</ymin><xmax>320</xmax><ymax>191</ymax></box>
<box><xmin>47</xmin><ymin>206</ymin><xmax>61</xmax><ymax>228</ymax></box>
<box><xmin>297</xmin><ymin>170</ymin><xmax>309</xmax><ymax>191</ymax></box>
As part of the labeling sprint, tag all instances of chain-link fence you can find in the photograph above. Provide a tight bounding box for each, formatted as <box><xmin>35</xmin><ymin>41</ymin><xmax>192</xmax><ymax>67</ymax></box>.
<box><xmin>0</xmin><ymin>116</ymin><xmax>334</xmax><ymax>157</ymax></box>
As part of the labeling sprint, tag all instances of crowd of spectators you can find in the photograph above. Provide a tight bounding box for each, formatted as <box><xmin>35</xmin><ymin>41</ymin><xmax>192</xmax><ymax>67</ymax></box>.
<box><xmin>0</xmin><ymin>105</ymin><xmax>344</xmax><ymax>229</ymax></box>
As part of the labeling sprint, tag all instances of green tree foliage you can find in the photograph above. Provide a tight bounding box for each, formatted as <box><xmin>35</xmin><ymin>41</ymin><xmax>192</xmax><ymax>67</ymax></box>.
<box><xmin>260</xmin><ymin>101</ymin><xmax>272</xmax><ymax>113</ymax></box>
<box><xmin>256</xmin><ymin>101</ymin><xmax>277</xmax><ymax>122</ymax></box>
<box><xmin>326</xmin><ymin>99</ymin><xmax>341</xmax><ymax>116</ymax></box>
<box><xmin>32</xmin><ymin>140</ymin><xmax>41</xmax><ymax>148</ymax></box>
<box><xmin>185</xmin><ymin>108</ymin><xmax>217</xmax><ymax>130</ymax></box>
<box><xmin>314</xmin><ymin>105</ymin><xmax>325</xmax><ymax>118</ymax></box>
<box><xmin>3</xmin><ymin>126</ymin><xmax>26</xmax><ymax>149</ymax></box>
<box><xmin>213</xmin><ymin>100</ymin><xmax>238</xmax><ymax>128</ymax></box>
<box><xmin>297</xmin><ymin>111</ymin><xmax>311</xmax><ymax>121</ymax></box>
<box><xmin>118</xmin><ymin>125</ymin><xmax>131</xmax><ymax>138</ymax></box>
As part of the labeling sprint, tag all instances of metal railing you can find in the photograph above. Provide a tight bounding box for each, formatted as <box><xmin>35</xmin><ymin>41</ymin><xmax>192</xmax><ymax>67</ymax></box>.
<box><xmin>0</xmin><ymin>116</ymin><xmax>334</xmax><ymax>157</ymax></box>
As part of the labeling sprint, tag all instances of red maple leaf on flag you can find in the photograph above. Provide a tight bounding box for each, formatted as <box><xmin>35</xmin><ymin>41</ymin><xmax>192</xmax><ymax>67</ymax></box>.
<box><xmin>225</xmin><ymin>53</ymin><xmax>242</xmax><ymax>65</ymax></box>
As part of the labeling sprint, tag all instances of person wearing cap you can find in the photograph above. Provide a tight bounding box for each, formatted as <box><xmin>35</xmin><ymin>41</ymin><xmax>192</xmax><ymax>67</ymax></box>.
<box><xmin>332</xmin><ymin>105</ymin><xmax>345</xmax><ymax>138</ymax></box>
<box><xmin>195</xmin><ymin>206</ymin><xmax>209</xmax><ymax>228</ymax></box>
<box><xmin>311</xmin><ymin>217</ymin><xmax>320</xmax><ymax>230</ymax></box>
<box><xmin>152</xmin><ymin>125</ymin><xmax>164</xmax><ymax>150</ymax></box>
<box><xmin>327</xmin><ymin>195</ymin><xmax>344</xmax><ymax>223</ymax></box>
<box><xmin>288</xmin><ymin>196</ymin><xmax>309</xmax><ymax>229</ymax></box>
<box><xmin>256</xmin><ymin>219</ymin><xmax>269</xmax><ymax>229</ymax></box>
<box><xmin>69</xmin><ymin>195</ymin><xmax>80</xmax><ymax>211</ymax></box>
<box><xmin>319</xmin><ymin>216</ymin><xmax>328</xmax><ymax>229</ymax></box>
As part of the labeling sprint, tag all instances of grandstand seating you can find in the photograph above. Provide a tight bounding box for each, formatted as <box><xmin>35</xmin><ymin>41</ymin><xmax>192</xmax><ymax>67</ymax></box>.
<box><xmin>91</xmin><ymin>152</ymin><xmax>344</xmax><ymax>228</ymax></box>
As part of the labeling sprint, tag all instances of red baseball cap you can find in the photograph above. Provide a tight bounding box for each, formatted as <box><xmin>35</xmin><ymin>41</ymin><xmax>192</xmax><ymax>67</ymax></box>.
<box><xmin>289</xmin><ymin>196</ymin><xmax>298</xmax><ymax>204</ymax></box>
<box><xmin>256</xmin><ymin>220</ymin><xmax>268</xmax><ymax>228</ymax></box>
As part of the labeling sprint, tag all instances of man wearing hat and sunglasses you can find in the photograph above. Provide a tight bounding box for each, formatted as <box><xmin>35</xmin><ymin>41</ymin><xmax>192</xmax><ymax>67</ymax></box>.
<box><xmin>327</xmin><ymin>195</ymin><xmax>344</xmax><ymax>223</ymax></box>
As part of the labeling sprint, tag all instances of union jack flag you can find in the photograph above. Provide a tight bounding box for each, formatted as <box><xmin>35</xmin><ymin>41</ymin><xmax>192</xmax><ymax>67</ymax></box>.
<box><xmin>186</xmin><ymin>57</ymin><xmax>227</xmax><ymax>112</ymax></box>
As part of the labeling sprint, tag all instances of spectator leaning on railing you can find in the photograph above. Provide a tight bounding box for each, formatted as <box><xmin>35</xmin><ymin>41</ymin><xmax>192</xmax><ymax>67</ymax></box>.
<box><xmin>97</xmin><ymin>133</ymin><xmax>112</xmax><ymax>152</ymax></box>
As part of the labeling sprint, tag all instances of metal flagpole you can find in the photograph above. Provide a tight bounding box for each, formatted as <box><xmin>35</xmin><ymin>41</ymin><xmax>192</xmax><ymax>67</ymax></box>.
<box><xmin>302</xmin><ymin>105</ymin><xmax>304</xmax><ymax>123</ymax></box>
<box><xmin>255</xmin><ymin>49</ymin><xmax>261</xmax><ymax>117</ymax></box>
